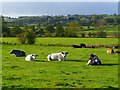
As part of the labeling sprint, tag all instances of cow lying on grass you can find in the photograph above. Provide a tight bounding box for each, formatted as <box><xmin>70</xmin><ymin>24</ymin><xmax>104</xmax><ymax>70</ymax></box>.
<box><xmin>25</xmin><ymin>54</ymin><xmax>38</xmax><ymax>61</ymax></box>
<box><xmin>73</xmin><ymin>43</ymin><xmax>87</xmax><ymax>48</ymax></box>
<box><xmin>106</xmin><ymin>47</ymin><xmax>120</xmax><ymax>54</ymax></box>
<box><xmin>47</xmin><ymin>52</ymin><xmax>68</xmax><ymax>61</ymax></box>
<box><xmin>87</xmin><ymin>54</ymin><xmax>101</xmax><ymax>65</ymax></box>
<box><xmin>106</xmin><ymin>47</ymin><xmax>114</xmax><ymax>54</ymax></box>
<box><xmin>10</xmin><ymin>49</ymin><xmax>26</xmax><ymax>57</ymax></box>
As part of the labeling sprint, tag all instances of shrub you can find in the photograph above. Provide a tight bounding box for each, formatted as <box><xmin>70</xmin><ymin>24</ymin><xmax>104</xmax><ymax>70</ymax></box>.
<box><xmin>17</xmin><ymin>29</ymin><xmax>36</xmax><ymax>44</ymax></box>
<box><xmin>96</xmin><ymin>30</ymin><xmax>107</xmax><ymax>38</ymax></box>
<box><xmin>17</xmin><ymin>32</ymin><xmax>26</xmax><ymax>44</ymax></box>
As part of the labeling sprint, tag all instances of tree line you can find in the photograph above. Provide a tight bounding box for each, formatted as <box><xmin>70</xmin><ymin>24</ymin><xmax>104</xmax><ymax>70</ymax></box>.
<box><xmin>1</xmin><ymin>14</ymin><xmax>120</xmax><ymax>38</ymax></box>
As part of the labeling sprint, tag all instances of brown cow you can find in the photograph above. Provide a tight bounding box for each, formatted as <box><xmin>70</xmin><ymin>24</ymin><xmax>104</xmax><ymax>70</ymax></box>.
<box><xmin>106</xmin><ymin>47</ymin><xmax>114</xmax><ymax>54</ymax></box>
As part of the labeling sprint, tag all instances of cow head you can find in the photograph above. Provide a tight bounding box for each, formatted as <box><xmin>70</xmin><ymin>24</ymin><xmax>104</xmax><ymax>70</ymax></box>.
<box><xmin>61</xmin><ymin>52</ymin><xmax>68</xmax><ymax>57</ymax></box>
<box><xmin>10</xmin><ymin>49</ymin><xmax>15</xmax><ymax>54</ymax></box>
<box><xmin>32</xmin><ymin>54</ymin><xmax>38</xmax><ymax>59</ymax></box>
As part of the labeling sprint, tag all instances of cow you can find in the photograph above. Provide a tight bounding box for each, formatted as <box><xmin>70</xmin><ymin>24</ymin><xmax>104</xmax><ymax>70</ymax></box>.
<box><xmin>73</xmin><ymin>45</ymin><xmax>81</xmax><ymax>48</ymax></box>
<box><xmin>73</xmin><ymin>43</ymin><xmax>87</xmax><ymax>48</ymax></box>
<box><xmin>80</xmin><ymin>43</ymin><xmax>87</xmax><ymax>48</ymax></box>
<box><xmin>10</xmin><ymin>49</ymin><xmax>26</xmax><ymax>57</ymax></box>
<box><xmin>106</xmin><ymin>48</ymin><xmax>114</xmax><ymax>54</ymax></box>
<box><xmin>87</xmin><ymin>54</ymin><xmax>101</xmax><ymax>65</ymax></box>
<box><xmin>25</xmin><ymin>54</ymin><xmax>38</xmax><ymax>61</ymax></box>
<box><xmin>47</xmin><ymin>52</ymin><xmax>68</xmax><ymax>61</ymax></box>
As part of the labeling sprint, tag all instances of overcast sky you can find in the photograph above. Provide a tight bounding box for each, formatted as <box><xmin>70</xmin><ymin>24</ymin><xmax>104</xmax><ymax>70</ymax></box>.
<box><xmin>2</xmin><ymin>0</ymin><xmax>119</xmax><ymax>2</ymax></box>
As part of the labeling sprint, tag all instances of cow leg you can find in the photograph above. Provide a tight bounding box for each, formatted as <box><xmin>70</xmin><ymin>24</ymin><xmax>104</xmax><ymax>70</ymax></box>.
<box><xmin>47</xmin><ymin>58</ymin><xmax>51</xmax><ymax>61</ymax></box>
<box><xmin>15</xmin><ymin>53</ymin><xmax>19</xmax><ymax>57</ymax></box>
<box><xmin>48</xmin><ymin>59</ymin><xmax>51</xmax><ymax>61</ymax></box>
<box><xmin>58</xmin><ymin>58</ymin><xmax>61</xmax><ymax>61</ymax></box>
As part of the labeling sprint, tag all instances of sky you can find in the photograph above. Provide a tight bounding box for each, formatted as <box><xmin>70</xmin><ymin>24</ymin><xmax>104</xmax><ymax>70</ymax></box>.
<box><xmin>1</xmin><ymin>1</ymin><xmax>119</xmax><ymax>17</ymax></box>
<box><xmin>1</xmin><ymin>0</ymin><xmax>119</xmax><ymax>2</ymax></box>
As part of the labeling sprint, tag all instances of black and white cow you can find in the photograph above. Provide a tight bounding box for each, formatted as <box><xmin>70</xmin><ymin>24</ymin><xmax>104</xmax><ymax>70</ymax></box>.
<box><xmin>87</xmin><ymin>54</ymin><xmax>101</xmax><ymax>65</ymax></box>
<box><xmin>10</xmin><ymin>49</ymin><xmax>26</xmax><ymax>57</ymax></box>
<box><xmin>47</xmin><ymin>52</ymin><xmax>68</xmax><ymax>61</ymax></box>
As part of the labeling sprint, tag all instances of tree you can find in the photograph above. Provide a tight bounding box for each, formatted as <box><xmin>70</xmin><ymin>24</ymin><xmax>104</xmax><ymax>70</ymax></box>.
<box><xmin>96</xmin><ymin>30</ymin><xmax>107</xmax><ymax>38</ymax></box>
<box><xmin>0</xmin><ymin>16</ymin><xmax>2</xmax><ymax>36</ymax></box>
<box><xmin>95</xmin><ymin>19</ymin><xmax>107</xmax><ymax>38</ymax></box>
<box><xmin>35</xmin><ymin>24</ymin><xmax>45</xmax><ymax>37</ymax></box>
<box><xmin>45</xmin><ymin>24</ymin><xmax>55</xmax><ymax>37</ymax></box>
<box><xmin>10</xmin><ymin>26</ymin><xmax>23</xmax><ymax>37</ymax></box>
<box><xmin>96</xmin><ymin>19</ymin><xmax>107</xmax><ymax>28</ymax></box>
<box><xmin>88</xmin><ymin>32</ymin><xmax>92</xmax><ymax>37</ymax></box>
<box><xmin>17</xmin><ymin>32</ymin><xmax>26</xmax><ymax>44</ymax></box>
<box><xmin>45</xmin><ymin>24</ymin><xmax>55</xmax><ymax>33</ymax></box>
<box><xmin>17</xmin><ymin>28</ymin><xmax>36</xmax><ymax>44</ymax></box>
<box><xmin>55</xmin><ymin>25</ymin><xmax>64</xmax><ymax>37</ymax></box>
<box><xmin>1</xmin><ymin>16</ymin><xmax>10</xmax><ymax>37</ymax></box>
<box><xmin>65</xmin><ymin>22</ymin><xmax>83</xmax><ymax>37</ymax></box>
<box><xmin>24</xmin><ymin>29</ymin><xmax>36</xmax><ymax>44</ymax></box>
<box><xmin>105</xmin><ymin>18</ymin><xmax>115</xmax><ymax>24</ymax></box>
<box><xmin>114</xmin><ymin>16</ymin><xmax>120</xmax><ymax>25</ymax></box>
<box><xmin>36</xmin><ymin>28</ymin><xmax>45</xmax><ymax>37</ymax></box>
<box><xmin>91</xmin><ymin>15</ymin><xmax>101</xmax><ymax>27</ymax></box>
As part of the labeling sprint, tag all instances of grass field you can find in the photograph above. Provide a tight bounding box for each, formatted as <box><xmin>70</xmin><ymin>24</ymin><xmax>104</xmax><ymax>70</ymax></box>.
<box><xmin>2</xmin><ymin>38</ymin><xmax>119</xmax><ymax>88</ymax></box>
<box><xmin>2</xmin><ymin>37</ymin><xmax>118</xmax><ymax>45</ymax></box>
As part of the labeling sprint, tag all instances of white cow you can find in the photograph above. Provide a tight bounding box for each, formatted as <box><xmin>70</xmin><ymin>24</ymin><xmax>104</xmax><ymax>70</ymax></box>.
<box><xmin>25</xmin><ymin>54</ymin><xmax>38</xmax><ymax>61</ymax></box>
<box><xmin>47</xmin><ymin>52</ymin><xmax>68</xmax><ymax>61</ymax></box>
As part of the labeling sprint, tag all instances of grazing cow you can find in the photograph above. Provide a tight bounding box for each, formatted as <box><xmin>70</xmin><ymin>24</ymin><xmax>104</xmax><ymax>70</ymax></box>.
<box><xmin>47</xmin><ymin>52</ymin><xmax>68</xmax><ymax>61</ymax></box>
<box><xmin>106</xmin><ymin>47</ymin><xmax>114</xmax><ymax>54</ymax></box>
<box><xmin>87</xmin><ymin>54</ymin><xmax>101</xmax><ymax>65</ymax></box>
<box><xmin>25</xmin><ymin>54</ymin><xmax>38</xmax><ymax>61</ymax></box>
<box><xmin>10</xmin><ymin>49</ymin><xmax>26</xmax><ymax>57</ymax></box>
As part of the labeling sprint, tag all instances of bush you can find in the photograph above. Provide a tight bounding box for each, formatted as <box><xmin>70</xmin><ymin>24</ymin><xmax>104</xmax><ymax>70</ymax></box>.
<box><xmin>96</xmin><ymin>30</ymin><xmax>107</xmax><ymax>38</ymax></box>
<box><xmin>17</xmin><ymin>29</ymin><xmax>36</xmax><ymax>44</ymax></box>
<box><xmin>17</xmin><ymin>32</ymin><xmax>25</xmax><ymax>44</ymax></box>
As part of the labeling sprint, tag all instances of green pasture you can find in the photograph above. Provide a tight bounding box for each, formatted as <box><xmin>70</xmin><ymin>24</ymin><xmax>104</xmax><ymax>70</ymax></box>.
<box><xmin>2</xmin><ymin>38</ymin><xmax>118</xmax><ymax>88</ymax></box>
<box><xmin>2</xmin><ymin>37</ymin><xmax>118</xmax><ymax>45</ymax></box>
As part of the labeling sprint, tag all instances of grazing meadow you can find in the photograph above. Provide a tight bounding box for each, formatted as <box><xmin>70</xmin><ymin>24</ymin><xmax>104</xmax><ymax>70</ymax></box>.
<box><xmin>2</xmin><ymin>38</ymin><xmax>118</xmax><ymax>88</ymax></box>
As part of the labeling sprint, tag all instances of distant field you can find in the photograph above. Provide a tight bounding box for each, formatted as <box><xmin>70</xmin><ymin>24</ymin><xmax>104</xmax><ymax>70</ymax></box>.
<box><xmin>2</xmin><ymin>37</ymin><xmax>118</xmax><ymax>45</ymax></box>
<box><xmin>2</xmin><ymin>38</ymin><xmax>118</xmax><ymax>88</ymax></box>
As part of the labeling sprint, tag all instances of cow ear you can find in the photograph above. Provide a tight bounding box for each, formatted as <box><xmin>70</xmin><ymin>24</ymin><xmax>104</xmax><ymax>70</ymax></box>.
<box><xmin>61</xmin><ymin>52</ymin><xmax>64</xmax><ymax>54</ymax></box>
<box><xmin>66</xmin><ymin>52</ymin><xmax>68</xmax><ymax>54</ymax></box>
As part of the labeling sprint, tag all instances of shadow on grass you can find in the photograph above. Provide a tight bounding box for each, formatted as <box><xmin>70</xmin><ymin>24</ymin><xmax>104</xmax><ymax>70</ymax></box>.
<box><xmin>66</xmin><ymin>60</ymin><xmax>86</xmax><ymax>62</ymax></box>
<box><xmin>101</xmin><ymin>63</ymin><xmax>118</xmax><ymax>66</ymax></box>
<box><xmin>33</xmin><ymin>60</ymin><xmax>46</xmax><ymax>62</ymax></box>
<box><xmin>34</xmin><ymin>59</ymin><xmax>86</xmax><ymax>62</ymax></box>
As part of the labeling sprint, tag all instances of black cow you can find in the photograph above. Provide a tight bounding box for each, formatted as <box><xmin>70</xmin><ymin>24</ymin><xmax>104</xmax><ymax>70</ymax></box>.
<box><xmin>73</xmin><ymin>43</ymin><xmax>87</xmax><ymax>48</ymax></box>
<box><xmin>10</xmin><ymin>49</ymin><xmax>26</xmax><ymax>57</ymax></box>
<box><xmin>80</xmin><ymin>43</ymin><xmax>87</xmax><ymax>48</ymax></box>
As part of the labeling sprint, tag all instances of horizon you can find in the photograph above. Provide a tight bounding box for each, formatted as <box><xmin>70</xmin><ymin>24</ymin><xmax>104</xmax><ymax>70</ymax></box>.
<box><xmin>2</xmin><ymin>13</ymin><xmax>118</xmax><ymax>19</ymax></box>
<box><xmin>2</xmin><ymin>2</ymin><xmax>118</xmax><ymax>18</ymax></box>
